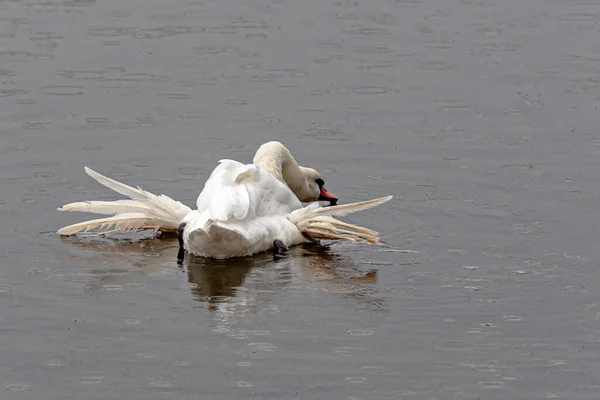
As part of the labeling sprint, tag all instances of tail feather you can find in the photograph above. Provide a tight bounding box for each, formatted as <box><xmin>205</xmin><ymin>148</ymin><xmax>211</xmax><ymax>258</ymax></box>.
<box><xmin>289</xmin><ymin>195</ymin><xmax>392</xmax><ymax>244</ymax></box>
<box><xmin>56</xmin><ymin>167</ymin><xmax>192</xmax><ymax>236</ymax></box>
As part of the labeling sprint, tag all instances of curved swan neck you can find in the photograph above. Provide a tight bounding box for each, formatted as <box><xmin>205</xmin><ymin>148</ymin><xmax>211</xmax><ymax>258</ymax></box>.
<box><xmin>253</xmin><ymin>141</ymin><xmax>304</xmax><ymax>191</ymax></box>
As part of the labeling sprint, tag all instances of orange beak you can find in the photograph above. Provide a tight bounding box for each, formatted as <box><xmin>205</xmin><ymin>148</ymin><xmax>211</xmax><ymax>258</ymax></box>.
<box><xmin>318</xmin><ymin>186</ymin><xmax>338</xmax><ymax>205</ymax></box>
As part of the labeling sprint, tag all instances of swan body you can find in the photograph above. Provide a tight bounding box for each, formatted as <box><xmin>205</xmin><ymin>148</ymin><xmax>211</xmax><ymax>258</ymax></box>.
<box><xmin>179</xmin><ymin>158</ymin><xmax>306</xmax><ymax>258</ymax></box>
<box><xmin>57</xmin><ymin>142</ymin><xmax>392</xmax><ymax>259</ymax></box>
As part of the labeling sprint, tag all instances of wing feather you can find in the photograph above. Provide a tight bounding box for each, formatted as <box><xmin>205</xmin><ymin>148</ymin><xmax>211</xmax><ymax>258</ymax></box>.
<box><xmin>195</xmin><ymin>159</ymin><xmax>290</xmax><ymax>222</ymax></box>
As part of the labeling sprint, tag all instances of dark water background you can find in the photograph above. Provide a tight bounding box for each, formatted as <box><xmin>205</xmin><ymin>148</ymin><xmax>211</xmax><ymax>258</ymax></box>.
<box><xmin>1</xmin><ymin>0</ymin><xmax>600</xmax><ymax>398</ymax></box>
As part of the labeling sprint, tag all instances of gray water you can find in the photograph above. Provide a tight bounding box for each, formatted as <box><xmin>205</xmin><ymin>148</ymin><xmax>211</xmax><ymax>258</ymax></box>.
<box><xmin>1</xmin><ymin>0</ymin><xmax>600</xmax><ymax>398</ymax></box>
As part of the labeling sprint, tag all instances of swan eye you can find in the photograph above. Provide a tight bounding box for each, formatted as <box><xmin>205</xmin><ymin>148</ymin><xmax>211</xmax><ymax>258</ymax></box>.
<box><xmin>315</xmin><ymin>178</ymin><xmax>325</xmax><ymax>187</ymax></box>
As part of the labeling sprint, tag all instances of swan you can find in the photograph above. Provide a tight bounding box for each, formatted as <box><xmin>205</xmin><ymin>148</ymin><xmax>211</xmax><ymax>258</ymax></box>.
<box><xmin>57</xmin><ymin>142</ymin><xmax>392</xmax><ymax>259</ymax></box>
<box><xmin>56</xmin><ymin>141</ymin><xmax>338</xmax><ymax>235</ymax></box>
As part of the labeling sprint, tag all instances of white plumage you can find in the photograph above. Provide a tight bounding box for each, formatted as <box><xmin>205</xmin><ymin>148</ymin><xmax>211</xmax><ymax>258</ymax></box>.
<box><xmin>57</xmin><ymin>166</ymin><xmax>191</xmax><ymax>235</ymax></box>
<box><xmin>57</xmin><ymin>143</ymin><xmax>392</xmax><ymax>259</ymax></box>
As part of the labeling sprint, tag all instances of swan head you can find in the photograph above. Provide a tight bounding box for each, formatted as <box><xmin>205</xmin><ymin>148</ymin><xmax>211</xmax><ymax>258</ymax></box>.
<box><xmin>252</xmin><ymin>140</ymin><xmax>338</xmax><ymax>205</ymax></box>
<box><xmin>295</xmin><ymin>167</ymin><xmax>338</xmax><ymax>205</ymax></box>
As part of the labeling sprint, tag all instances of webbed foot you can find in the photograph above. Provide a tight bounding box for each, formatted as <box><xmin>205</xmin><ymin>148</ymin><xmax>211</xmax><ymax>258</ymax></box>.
<box><xmin>273</xmin><ymin>239</ymin><xmax>288</xmax><ymax>260</ymax></box>
<box><xmin>177</xmin><ymin>222</ymin><xmax>187</xmax><ymax>266</ymax></box>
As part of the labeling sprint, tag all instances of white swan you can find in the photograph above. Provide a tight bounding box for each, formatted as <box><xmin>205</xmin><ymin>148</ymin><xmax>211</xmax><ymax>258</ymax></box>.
<box><xmin>57</xmin><ymin>142</ymin><xmax>392</xmax><ymax>259</ymax></box>
<box><xmin>57</xmin><ymin>142</ymin><xmax>337</xmax><ymax>235</ymax></box>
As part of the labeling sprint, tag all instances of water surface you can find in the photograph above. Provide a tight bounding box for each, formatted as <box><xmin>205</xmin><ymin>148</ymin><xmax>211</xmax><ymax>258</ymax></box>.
<box><xmin>1</xmin><ymin>0</ymin><xmax>600</xmax><ymax>398</ymax></box>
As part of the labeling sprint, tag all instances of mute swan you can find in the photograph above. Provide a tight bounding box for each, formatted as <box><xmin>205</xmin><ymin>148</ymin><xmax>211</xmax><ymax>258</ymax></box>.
<box><xmin>57</xmin><ymin>142</ymin><xmax>392</xmax><ymax>259</ymax></box>
<box><xmin>57</xmin><ymin>141</ymin><xmax>337</xmax><ymax>235</ymax></box>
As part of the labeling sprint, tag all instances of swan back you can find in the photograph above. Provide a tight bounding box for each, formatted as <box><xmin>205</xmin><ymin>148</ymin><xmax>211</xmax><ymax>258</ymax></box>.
<box><xmin>195</xmin><ymin>159</ymin><xmax>303</xmax><ymax>222</ymax></box>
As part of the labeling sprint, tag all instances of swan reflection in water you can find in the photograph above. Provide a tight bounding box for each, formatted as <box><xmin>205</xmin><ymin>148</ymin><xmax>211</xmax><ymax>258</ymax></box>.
<box><xmin>60</xmin><ymin>234</ymin><xmax>387</xmax><ymax>315</ymax></box>
<box><xmin>185</xmin><ymin>242</ymin><xmax>385</xmax><ymax>314</ymax></box>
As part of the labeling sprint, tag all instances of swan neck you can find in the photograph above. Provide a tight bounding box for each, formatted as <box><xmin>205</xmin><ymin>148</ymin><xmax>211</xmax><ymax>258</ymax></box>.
<box><xmin>253</xmin><ymin>142</ymin><xmax>304</xmax><ymax>190</ymax></box>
